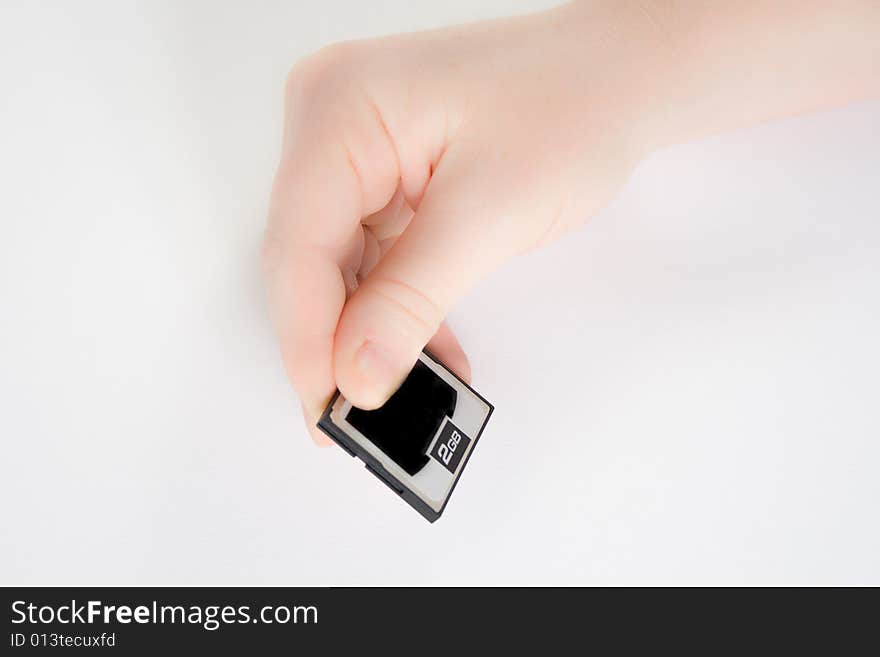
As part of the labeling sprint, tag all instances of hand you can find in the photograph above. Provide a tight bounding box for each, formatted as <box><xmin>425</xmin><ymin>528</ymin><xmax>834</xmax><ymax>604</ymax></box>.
<box><xmin>263</xmin><ymin>0</ymin><xmax>880</xmax><ymax>444</ymax></box>
<box><xmin>263</xmin><ymin>2</ymin><xmax>661</xmax><ymax>442</ymax></box>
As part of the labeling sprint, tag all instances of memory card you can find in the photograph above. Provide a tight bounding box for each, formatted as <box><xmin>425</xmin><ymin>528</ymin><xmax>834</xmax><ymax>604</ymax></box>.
<box><xmin>317</xmin><ymin>351</ymin><xmax>493</xmax><ymax>522</ymax></box>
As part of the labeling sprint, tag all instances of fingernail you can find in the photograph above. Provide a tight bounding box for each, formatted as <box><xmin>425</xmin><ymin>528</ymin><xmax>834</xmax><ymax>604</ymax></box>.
<box><xmin>353</xmin><ymin>340</ymin><xmax>399</xmax><ymax>407</ymax></box>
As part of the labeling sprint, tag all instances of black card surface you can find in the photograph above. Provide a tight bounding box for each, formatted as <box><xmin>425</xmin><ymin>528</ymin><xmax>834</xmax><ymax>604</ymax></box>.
<box><xmin>317</xmin><ymin>351</ymin><xmax>493</xmax><ymax>522</ymax></box>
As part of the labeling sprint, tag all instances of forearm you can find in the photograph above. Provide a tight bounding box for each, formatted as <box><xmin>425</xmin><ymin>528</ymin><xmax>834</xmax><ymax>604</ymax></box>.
<box><xmin>574</xmin><ymin>1</ymin><xmax>880</xmax><ymax>148</ymax></box>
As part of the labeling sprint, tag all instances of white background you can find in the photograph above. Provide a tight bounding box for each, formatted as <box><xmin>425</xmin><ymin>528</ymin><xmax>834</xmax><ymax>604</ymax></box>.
<box><xmin>1</xmin><ymin>0</ymin><xmax>878</xmax><ymax>585</ymax></box>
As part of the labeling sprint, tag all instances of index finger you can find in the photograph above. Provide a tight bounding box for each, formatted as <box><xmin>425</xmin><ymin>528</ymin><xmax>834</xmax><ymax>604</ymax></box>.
<box><xmin>263</xmin><ymin>56</ymin><xmax>401</xmax><ymax>440</ymax></box>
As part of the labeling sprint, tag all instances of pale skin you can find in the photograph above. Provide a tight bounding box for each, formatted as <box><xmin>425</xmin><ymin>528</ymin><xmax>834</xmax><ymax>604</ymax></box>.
<box><xmin>264</xmin><ymin>1</ymin><xmax>880</xmax><ymax>444</ymax></box>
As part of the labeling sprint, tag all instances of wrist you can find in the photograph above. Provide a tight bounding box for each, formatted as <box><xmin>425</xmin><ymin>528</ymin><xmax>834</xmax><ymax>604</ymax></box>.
<box><xmin>591</xmin><ymin>1</ymin><xmax>880</xmax><ymax>150</ymax></box>
<box><xmin>554</xmin><ymin>0</ymin><xmax>689</xmax><ymax>157</ymax></box>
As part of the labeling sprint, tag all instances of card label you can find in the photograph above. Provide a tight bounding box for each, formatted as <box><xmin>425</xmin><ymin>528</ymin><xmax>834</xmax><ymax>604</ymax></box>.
<box><xmin>429</xmin><ymin>418</ymin><xmax>471</xmax><ymax>474</ymax></box>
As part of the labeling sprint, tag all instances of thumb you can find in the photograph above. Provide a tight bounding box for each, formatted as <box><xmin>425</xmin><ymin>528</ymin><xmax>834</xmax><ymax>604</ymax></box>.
<box><xmin>333</xmin><ymin>162</ymin><xmax>515</xmax><ymax>409</ymax></box>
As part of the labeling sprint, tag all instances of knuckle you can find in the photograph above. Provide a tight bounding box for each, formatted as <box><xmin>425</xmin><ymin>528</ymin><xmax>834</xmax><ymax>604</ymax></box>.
<box><xmin>366</xmin><ymin>276</ymin><xmax>445</xmax><ymax>339</ymax></box>
<box><xmin>284</xmin><ymin>41</ymin><xmax>364</xmax><ymax>111</ymax></box>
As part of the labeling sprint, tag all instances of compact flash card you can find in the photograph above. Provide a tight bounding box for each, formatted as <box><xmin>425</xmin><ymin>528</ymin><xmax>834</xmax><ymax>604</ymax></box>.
<box><xmin>317</xmin><ymin>351</ymin><xmax>493</xmax><ymax>522</ymax></box>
